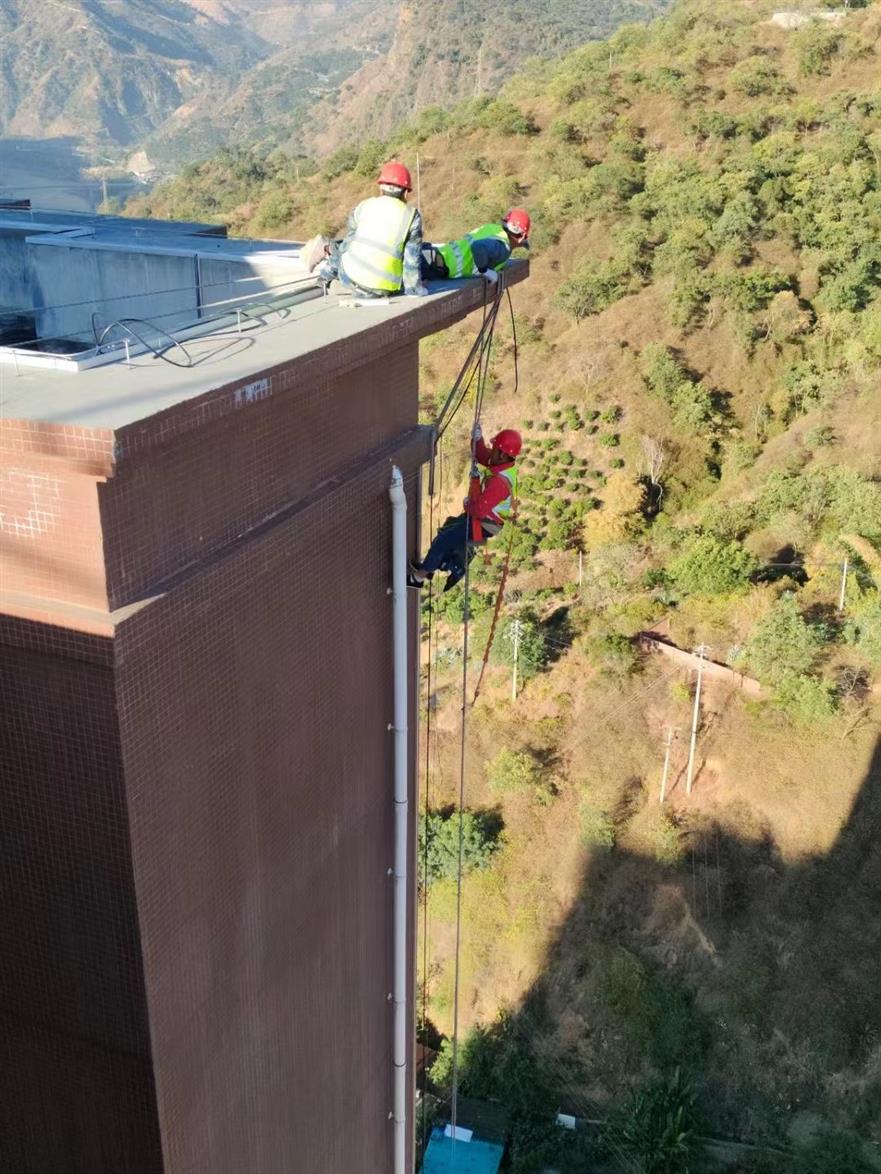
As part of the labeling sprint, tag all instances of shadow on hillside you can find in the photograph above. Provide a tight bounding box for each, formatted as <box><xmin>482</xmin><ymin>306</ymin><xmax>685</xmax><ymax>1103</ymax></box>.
<box><xmin>432</xmin><ymin>731</ymin><xmax>881</xmax><ymax>1168</ymax></box>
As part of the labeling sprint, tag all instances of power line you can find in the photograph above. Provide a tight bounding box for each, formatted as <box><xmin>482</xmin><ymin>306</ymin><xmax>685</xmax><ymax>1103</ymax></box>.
<box><xmin>685</xmin><ymin>645</ymin><xmax>709</xmax><ymax>796</ymax></box>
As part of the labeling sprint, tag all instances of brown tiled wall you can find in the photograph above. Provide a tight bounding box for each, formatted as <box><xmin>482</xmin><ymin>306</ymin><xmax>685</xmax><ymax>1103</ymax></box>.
<box><xmin>115</xmin><ymin>433</ymin><xmax>426</xmax><ymax>1174</ymax></box>
<box><xmin>0</xmin><ymin>424</ymin><xmax>426</xmax><ymax>1173</ymax></box>
<box><xmin>0</xmin><ymin>636</ymin><xmax>162</xmax><ymax>1173</ymax></box>
<box><xmin>101</xmin><ymin>343</ymin><xmax>419</xmax><ymax>608</ymax></box>
<box><xmin>0</xmin><ymin>455</ymin><xmax>109</xmax><ymax>610</ymax></box>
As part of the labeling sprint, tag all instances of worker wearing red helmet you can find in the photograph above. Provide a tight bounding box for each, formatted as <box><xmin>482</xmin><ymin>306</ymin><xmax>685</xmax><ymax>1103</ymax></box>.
<box><xmin>421</xmin><ymin>208</ymin><xmax>531</xmax><ymax>287</ymax></box>
<box><xmin>303</xmin><ymin>161</ymin><xmax>427</xmax><ymax>297</ymax></box>
<box><xmin>408</xmin><ymin>424</ymin><xmax>522</xmax><ymax>592</ymax></box>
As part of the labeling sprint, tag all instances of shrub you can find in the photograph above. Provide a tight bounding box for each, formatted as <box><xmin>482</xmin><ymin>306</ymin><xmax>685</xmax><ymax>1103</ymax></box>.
<box><xmin>729</xmin><ymin>56</ymin><xmax>787</xmax><ymax>97</ymax></box>
<box><xmin>614</xmin><ymin>1069</ymin><xmax>695</xmax><ymax>1173</ymax></box>
<box><xmin>669</xmin><ymin>535</ymin><xmax>757</xmax><ymax>596</ymax></box>
<box><xmin>322</xmin><ymin>144</ymin><xmax>359</xmax><ymax>180</ymax></box>
<box><xmin>583</xmin><ymin>631</ymin><xmax>639</xmax><ymax>677</ymax></box>
<box><xmin>714</xmin><ymin>266</ymin><xmax>792</xmax><ymax>314</ymax></box>
<box><xmin>774</xmin><ymin>671</ymin><xmax>837</xmax><ymax>724</ymax></box>
<box><xmin>471</xmin><ymin>99</ymin><xmax>537</xmax><ymax>136</ymax></box>
<box><xmin>580</xmin><ymin>802</ymin><xmax>616</xmax><ymax>848</ymax></box>
<box><xmin>254</xmin><ymin>189</ymin><xmax>295</xmax><ymax>230</ymax></box>
<box><xmin>584</xmin><ymin>472</ymin><xmax>645</xmax><ymax>546</ymax></box>
<box><xmin>795</xmin><ymin>24</ymin><xmax>843</xmax><ymax>77</ymax></box>
<box><xmin>843</xmin><ymin>596</ymin><xmax>881</xmax><ymax>665</ymax></box>
<box><xmin>486</xmin><ymin>748</ymin><xmax>542</xmax><ymax>794</ymax></box>
<box><xmin>418</xmin><ymin>809</ymin><xmax>500</xmax><ymax>885</ymax></box>
<box><xmin>355</xmin><ymin>140</ymin><xmax>389</xmax><ymax>177</ymax></box>
<box><xmin>649</xmin><ymin>814</ymin><xmax>685</xmax><ymax>866</ymax></box>
<box><xmin>640</xmin><ymin>344</ymin><xmax>716</xmax><ymax>431</ymax></box>
<box><xmin>600</xmin><ymin>432</ymin><xmax>620</xmax><ymax>447</ymax></box>
<box><xmin>555</xmin><ymin>257</ymin><xmax>639</xmax><ymax>319</ymax></box>
<box><xmin>742</xmin><ymin>593</ymin><xmax>822</xmax><ymax>685</ymax></box>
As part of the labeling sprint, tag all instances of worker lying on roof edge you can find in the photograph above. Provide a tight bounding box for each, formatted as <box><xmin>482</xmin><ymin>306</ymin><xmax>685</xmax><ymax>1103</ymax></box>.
<box><xmin>302</xmin><ymin>161</ymin><xmax>427</xmax><ymax>298</ymax></box>
<box><xmin>408</xmin><ymin>424</ymin><xmax>522</xmax><ymax>593</ymax></box>
<box><xmin>420</xmin><ymin>207</ymin><xmax>531</xmax><ymax>287</ymax></box>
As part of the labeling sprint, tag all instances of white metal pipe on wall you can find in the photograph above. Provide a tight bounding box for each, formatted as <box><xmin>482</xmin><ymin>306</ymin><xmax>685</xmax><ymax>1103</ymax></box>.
<box><xmin>389</xmin><ymin>466</ymin><xmax>409</xmax><ymax>1174</ymax></box>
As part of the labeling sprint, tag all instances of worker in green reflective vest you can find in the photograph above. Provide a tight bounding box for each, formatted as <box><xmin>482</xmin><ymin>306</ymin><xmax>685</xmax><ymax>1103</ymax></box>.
<box><xmin>302</xmin><ymin>161</ymin><xmax>427</xmax><ymax>297</ymax></box>
<box><xmin>421</xmin><ymin>207</ymin><xmax>531</xmax><ymax>287</ymax></box>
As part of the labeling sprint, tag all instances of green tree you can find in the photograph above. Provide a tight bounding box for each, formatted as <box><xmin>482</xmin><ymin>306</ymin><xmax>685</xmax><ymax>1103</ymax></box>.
<box><xmin>774</xmin><ymin>671</ymin><xmax>836</xmax><ymax>724</ymax></box>
<box><xmin>669</xmin><ymin>535</ymin><xmax>757</xmax><ymax>596</ymax></box>
<box><xmin>742</xmin><ymin>593</ymin><xmax>822</xmax><ymax>685</ymax></box>
<box><xmin>729</xmin><ymin>55</ymin><xmax>787</xmax><ymax>97</ymax></box>
<box><xmin>843</xmin><ymin>595</ymin><xmax>881</xmax><ymax>665</ymax></box>
<box><xmin>493</xmin><ymin>611</ymin><xmax>550</xmax><ymax>678</ymax></box>
<box><xmin>418</xmin><ymin>809</ymin><xmax>500</xmax><ymax>885</ymax></box>
<box><xmin>794</xmin><ymin>24</ymin><xmax>843</xmax><ymax>77</ymax></box>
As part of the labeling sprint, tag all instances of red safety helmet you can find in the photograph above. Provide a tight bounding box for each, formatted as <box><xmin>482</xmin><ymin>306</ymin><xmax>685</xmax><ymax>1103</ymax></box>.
<box><xmin>502</xmin><ymin>207</ymin><xmax>531</xmax><ymax>242</ymax></box>
<box><xmin>491</xmin><ymin>428</ymin><xmax>522</xmax><ymax>459</ymax></box>
<box><xmin>377</xmin><ymin>161</ymin><xmax>413</xmax><ymax>191</ymax></box>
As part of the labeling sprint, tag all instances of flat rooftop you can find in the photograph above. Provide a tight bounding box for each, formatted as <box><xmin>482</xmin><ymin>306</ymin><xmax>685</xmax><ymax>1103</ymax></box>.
<box><xmin>0</xmin><ymin>206</ymin><xmax>526</xmax><ymax>435</ymax></box>
<box><xmin>0</xmin><ymin>273</ymin><xmax>525</xmax><ymax>433</ymax></box>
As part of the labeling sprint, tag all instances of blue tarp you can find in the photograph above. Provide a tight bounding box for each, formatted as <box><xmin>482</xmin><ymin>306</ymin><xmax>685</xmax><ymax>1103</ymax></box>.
<box><xmin>421</xmin><ymin>1128</ymin><xmax>505</xmax><ymax>1174</ymax></box>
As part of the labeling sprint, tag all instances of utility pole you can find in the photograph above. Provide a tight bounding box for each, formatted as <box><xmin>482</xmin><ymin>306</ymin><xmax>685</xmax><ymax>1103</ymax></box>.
<box><xmin>839</xmin><ymin>557</ymin><xmax>849</xmax><ymax>614</ymax></box>
<box><xmin>416</xmin><ymin>153</ymin><xmax>422</xmax><ymax>216</ymax></box>
<box><xmin>659</xmin><ymin>726</ymin><xmax>676</xmax><ymax>806</ymax></box>
<box><xmin>511</xmin><ymin>619</ymin><xmax>522</xmax><ymax>701</ymax></box>
<box><xmin>101</xmin><ymin>175</ymin><xmax>108</xmax><ymax>208</ymax></box>
<box><xmin>685</xmin><ymin>645</ymin><xmax>709</xmax><ymax>796</ymax></box>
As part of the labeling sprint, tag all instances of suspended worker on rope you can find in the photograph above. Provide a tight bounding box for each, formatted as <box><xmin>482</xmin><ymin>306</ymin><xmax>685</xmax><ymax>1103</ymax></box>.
<box><xmin>408</xmin><ymin>425</ymin><xmax>522</xmax><ymax>592</ymax></box>
<box><xmin>421</xmin><ymin>207</ymin><xmax>531</xmax><ymax>288</ymax></box>
<box><xmin>301</xmin><ymin>162</ymin><xmax>428</xmax><ymax>298</ymax></box>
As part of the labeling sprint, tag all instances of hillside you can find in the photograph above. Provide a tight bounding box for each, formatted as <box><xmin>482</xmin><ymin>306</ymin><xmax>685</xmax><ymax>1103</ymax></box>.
<box><xmin>128</xmin><ymin>1</ymin><xmax>881</xmax><ymax>1170</ymax></box>
<box><xmin>304</xmin><ymin>0</ymin><xmax>670</xmax><ymax>151</ymax></box>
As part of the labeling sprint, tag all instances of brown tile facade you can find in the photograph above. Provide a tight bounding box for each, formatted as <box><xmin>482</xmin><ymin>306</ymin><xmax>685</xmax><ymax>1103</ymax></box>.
<box><xmin>0</xmin><ymin>636</ymin><xmax>163</xmax><ymax>1173</ymax></box>
<box><xmin>1</xmin><ymin>342</ymin><xmax>430</xmax><ymax>1171</ymax></box>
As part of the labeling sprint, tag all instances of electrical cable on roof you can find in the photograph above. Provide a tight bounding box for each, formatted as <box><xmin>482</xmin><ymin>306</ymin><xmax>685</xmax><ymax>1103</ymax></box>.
<box><xmin>96</xmin><ymin>317</ymin><xmax>195</xmax><ymax>368</ymax></box>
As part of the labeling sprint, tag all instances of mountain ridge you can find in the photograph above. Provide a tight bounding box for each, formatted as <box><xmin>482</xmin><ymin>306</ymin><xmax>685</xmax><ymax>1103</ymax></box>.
<box><xmin>0</xmin><ymin>0</ymin><xmax>670</xmax><ymax>169</ymax></box>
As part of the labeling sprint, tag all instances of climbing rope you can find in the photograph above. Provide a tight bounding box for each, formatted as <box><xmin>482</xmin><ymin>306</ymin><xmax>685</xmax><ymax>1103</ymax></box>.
<box><xmin>449</xmin><ymin>282</ymin><xmax>500</xmax><ymax>1142</ymax></box>
<box><xmin>418</xmin><ymin>277</ymin><xmax>513</xmax><ymax>1146</ymax></box>
<box><xmin>434</xmin><ymin>282</ymin><xmax>503</xmax><ymax>440</ymax></box>
<box><xmin>470</xmin><ymin>503</ymin><xmax>518</xmax><ymax>708</ymax></box>
<box><xmin>419</xmin><ymin>430</ymin><xmax>444</xmax><ymax>1158</ymax></box>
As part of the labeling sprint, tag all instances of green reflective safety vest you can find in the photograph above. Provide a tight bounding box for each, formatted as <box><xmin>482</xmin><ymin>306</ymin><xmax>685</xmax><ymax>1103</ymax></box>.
<box><xmin>438</xmin><ymin>223</ymin><xmax>509</xmax><ymax>279</ymax></box>
<box><xmin>339</xmin><ymin>196</ymin><xmax>417</xmax><ymax>293</ymax></box>
<box><xmin>484</xmin><ymin>465</ymin><xmax>518</xmax><ymax>524</ymax></box>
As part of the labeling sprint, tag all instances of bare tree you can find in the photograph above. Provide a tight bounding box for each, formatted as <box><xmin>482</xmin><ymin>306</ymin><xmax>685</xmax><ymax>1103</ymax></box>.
<box><xmin>641</xmin><ymin>435</ymin><xmax>667</xmax><ymax>507</ymax></box>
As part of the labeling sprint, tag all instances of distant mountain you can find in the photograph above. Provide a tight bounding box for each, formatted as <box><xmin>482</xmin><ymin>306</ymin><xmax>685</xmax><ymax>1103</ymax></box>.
<box><xmin>304</xmin><ymin>0</ymin><xmax>671</xmax><ymax>151</ymax></box>
<box><xmin>0</xmin><ymin>0</ymin><xmax>667</xmax><ymax>170</ymax></box>
<box><xmin>145</xmin><ymin>1</ymin><xmax>400</xmax><ymax>166</ymax></box>
<box><xmin>0</xmin><ymin>0</ymin><xmax>396</xmax><ymax>166</ymax></box>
